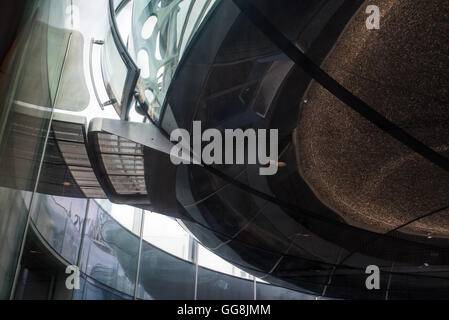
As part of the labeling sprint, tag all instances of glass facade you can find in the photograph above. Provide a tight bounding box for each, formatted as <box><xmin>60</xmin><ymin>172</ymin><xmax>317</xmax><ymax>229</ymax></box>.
<box><xmin>10</xmin><ymin>193</ymin><xmax>318</xmax><ymax>300</ymax></box>
<box><xmin>0</xmin><ymin>0</ymin><xmax>71</xmax><ymax>299</ymax></box>
<box><xmin>0</xmin><ymin>1</ymin><xmax>318</xmax><ymax>296</ymax></box>
<box><xmin>131</xmin><ymin>0</ymin><xmax>218</xmax><ymax>122</ymax></box>
<box><xmin>1</xmin><ymin>0</ymin><xmax>445</xmax><ymax>301</ymax></box>
<box><xmin>30</xmin><ymin>194</ymin><xmax>86</xmax><ymax>265</ymax></box>
<box><xmin>79</xmin><ymin>200</ymin><xmax>139</xmax><ymax>297</ymax></box>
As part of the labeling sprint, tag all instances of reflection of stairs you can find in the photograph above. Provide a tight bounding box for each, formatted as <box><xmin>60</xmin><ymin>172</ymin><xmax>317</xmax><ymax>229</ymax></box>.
<box><xmin>0</xmin><ymin>100</ymin><xmax>156</xmax><ymax>209</ymax></box>
<box><xmin>87</xmin><ymin>129</ymin><xmax>151</xmax><ymax>209</ymax></box>
<box><xmin>52</xmin><ymin>113</ymin><xmax>106</xmax><ymax>198</ymax></box>
<box><xmin>0</xmin><ymin>103</ymin><xmax>107</xmax><ymax>198</ymax></box>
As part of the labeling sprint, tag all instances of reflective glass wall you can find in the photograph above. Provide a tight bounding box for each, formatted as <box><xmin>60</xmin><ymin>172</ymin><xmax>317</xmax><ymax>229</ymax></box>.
<box><xmin>0</xmin><ymin>0</ymin><xmax>71</xmax><ymax>299</ymax></box>
<box><xmin>79</xmin><ymin>200</ymin><xmax>139</xmax><ymax>297</ymax></box>
<box><xmin>131</xmin><ymin>0</ymin><xmax>218</xmax><ymax>122</ymax></box>
<box><xmin>23</xmin><ymin>195</ymin><xmax>319</xmax><ymax>300</ymax></box>
<box><xmin>0</xmin><ymin>0</ymin><xmax>319</xmax><ymax>300</ymax></box>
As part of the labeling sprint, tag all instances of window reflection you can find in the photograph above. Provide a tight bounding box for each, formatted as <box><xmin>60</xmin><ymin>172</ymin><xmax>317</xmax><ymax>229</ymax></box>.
<box><xmin>143</xmin><ymin>211</ymin><xmax>192</xmax><ymax>261</ymax></box>
<box><xmin>198</xmin><ymin>246</ymin><xmax>252</xmax><ymax>280</ymax></box>
<box><xmin>79</xmin><ymin>201</ymin><xmax>138</xmax><ymax>297</ymax></box>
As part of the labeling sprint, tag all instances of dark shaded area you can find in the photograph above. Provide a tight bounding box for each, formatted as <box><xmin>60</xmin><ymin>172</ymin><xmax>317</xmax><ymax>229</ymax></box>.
<box><xmin>296</xmin><ymin>0</ymin><xmax>449</xmax><ymax>236</ymax></box>
<box><xmin>0</xmin><ymin>0</ymin><xmax>27</xmax><ymax>65</ymax></box>
<box><xmin>161</xmin><ymin>0</ymin><xmax>449</xmax><ymax>299</ymax></box>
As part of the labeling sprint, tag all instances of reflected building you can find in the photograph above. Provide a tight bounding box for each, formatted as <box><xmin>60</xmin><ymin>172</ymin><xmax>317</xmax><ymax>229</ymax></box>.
<box><xmin>0</xmin><ymin>0</ymin><xmax>448</xmax><ymax>300</ymax></box>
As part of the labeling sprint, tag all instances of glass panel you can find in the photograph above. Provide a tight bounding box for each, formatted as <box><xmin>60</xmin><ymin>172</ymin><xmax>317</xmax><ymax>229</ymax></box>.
<box><xmin>79</xmin><ymin>201</ymin><xmax>139</xmax><ymax>297</ymax></box>
<box><xmin>197</xmin><ymin>266</ymin><xmax>254</xmax><ymax>300</ymax></box>
<box><xmin>74</xmin><ymin>274</ymin><xmax>133</xmax><ymax>300</ymax></box>
<box><xmin>110</xmin><ymin>203</ymin><xmax>143</xmax><ymax>234</ymax></box>
<box><xmin>101</xmin><ymin>0</ymin><xmax>139</xmax><ymax>120</ymax></box>
<box><xmin>0</xmin><ymin>189</ymin><xmax>32</xmax><ymax>298</ymax></box>
<box><xmin>30</xmin><ymin>194</ymin><xmax>86</xmax><ymax>265</ymax></box>
<box><xmin>142</xmin><ymin>211</ymin><xmax>192</xmax><ymax>261</ymax></box>
<box><xmin>137</xmin><ymin>238</ymin><xmax>196</xmax><ymax>300</ymax></box>
<box><xmin>256</xmin><ymin>282</ymin><xmax>317</xmax><ymax>300</ymax></box>
<box><xmin>131</xmin><ymin>0</ymin><xmax>218</xmax><ymax>122</ymax></box>
<box><xmin>115</xmin><ymin>0</ymin><xmax>133</xmax><ymax>42</ymax></box>
<box><xmin>46</xmin><ymin>0</ymin><xmax>71</xmax><ymax>104</ymax></box>
<box><xmin>198</xmin><ymin>245</ymin><xmax>252</xmax><ymax>280</ymax></box>
<box><xmin>0</xmin><ymin>0</ymin><xmax>70</xmax><ymax>298</ymax></box>
<box><xmin>213</xmin><ymin>238</ymin><xmax>282</xmax><ymax>274</ymax></box>
<box><xmin>102</xmin><ymin>30</ymin><xmax>129</xmax><ymax>114</ymax></box>
<box><xmin>14</xmin><ymin>228</ymin><xmax>77</xmax><ymax>300</ymax></box>
<box><xmin>113</xmin><ymin>0</ymin><xmax>125</xmax><ymax>11</ymax></box>
<box><xmin>182</xmin><ymin>220</ymin><xmax>228</xmax><ymax>252</ymax></box>
<box><xmin>185</xmin><ymin>181</ymin><xmax>261</xmax><ymax>239</ymax></box>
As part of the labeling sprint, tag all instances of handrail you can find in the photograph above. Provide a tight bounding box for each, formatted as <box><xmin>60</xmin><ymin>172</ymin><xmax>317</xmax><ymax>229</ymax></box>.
<box><xmin>88</xmin><ymin>38</ymin><xmax>116</xmax><ymax>110</ymax></box>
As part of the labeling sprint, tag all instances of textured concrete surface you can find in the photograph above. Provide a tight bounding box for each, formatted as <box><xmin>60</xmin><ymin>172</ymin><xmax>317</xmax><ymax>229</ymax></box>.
<box><xmin>295</xmin><ymin>0</ymin><xmax>449</xmax><ymax>237</ymax></box>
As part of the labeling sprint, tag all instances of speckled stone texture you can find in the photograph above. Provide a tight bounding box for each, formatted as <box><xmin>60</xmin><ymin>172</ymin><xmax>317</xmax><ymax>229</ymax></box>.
<box><xmin>295</xmin><ymin>0</ymin><xmax>449</xmax><ymax>237</ymax></box>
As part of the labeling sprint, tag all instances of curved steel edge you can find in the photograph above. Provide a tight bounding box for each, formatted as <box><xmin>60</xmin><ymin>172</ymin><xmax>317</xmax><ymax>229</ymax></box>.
<box><xmin>107</xmin><ymin>0</ymin><xmax>140</xmax><ymax>121</ymax></box>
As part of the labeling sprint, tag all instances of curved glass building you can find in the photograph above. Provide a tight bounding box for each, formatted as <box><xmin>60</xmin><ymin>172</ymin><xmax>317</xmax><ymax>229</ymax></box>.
<box><xmin>0</xmin><ymin>0</ymin><xmax>448</xmax><ymax>300</ymax></box>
